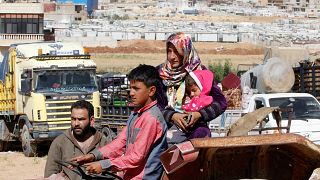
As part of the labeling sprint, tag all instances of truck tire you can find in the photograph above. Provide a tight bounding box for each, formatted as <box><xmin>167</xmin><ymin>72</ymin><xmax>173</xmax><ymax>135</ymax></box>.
<box><xmin>0</xmin><ymin>141</ymin><xmax>6</xmax><ymax>151</ymax></box>
<box><xmin>102</xmin><ymin>127</ymin><xmax>116</xmax><ymax>142</ymax></box>
<box><xmin>21</xmin><ymin>125</ymin><xmax>37</xmax><ymax>157</ymax></box>
<box><xmin>0</xmin><ymin>119</ymin><xmax>9</xmax><ymax>151</ymax></box>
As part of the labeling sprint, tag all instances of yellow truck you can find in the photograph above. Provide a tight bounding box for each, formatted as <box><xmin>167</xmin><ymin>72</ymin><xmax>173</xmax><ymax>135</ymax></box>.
<box><xmin>0</xmin><ymin>42</ymin><xmax>101</xmax><ymax>156</ymax></box>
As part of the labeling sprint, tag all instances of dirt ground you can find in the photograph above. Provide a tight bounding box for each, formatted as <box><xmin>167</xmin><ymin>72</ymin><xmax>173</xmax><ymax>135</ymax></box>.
<box><xmin>0</xmin><ymin>151</ymin><xmax>47</xmax><ymax>180</ymax></box>
<box><xmin>89</xmin><ymin>40</ymin><xmax>264</xmax><ymax>73</ymax></box>
<box><xmin>0</xmin><ymin>40</ymin><xmax>265</xmax><ymax>179</ymax></box>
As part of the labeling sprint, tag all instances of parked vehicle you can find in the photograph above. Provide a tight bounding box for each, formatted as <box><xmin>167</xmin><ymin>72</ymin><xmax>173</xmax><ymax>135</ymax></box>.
<box><xmin>211</xmin><ymin>57</ymin><xmax>320</xmax><ymax>144</ymax></box>
<box><xmin>96</xmin><ymin>74</ymin><xmax>132</xmax><ymax>139</ymax></box>
<box><xmin>0</xmin><ymin>42</ymin><xmax>101</xmax><ymax>156</ymax></box>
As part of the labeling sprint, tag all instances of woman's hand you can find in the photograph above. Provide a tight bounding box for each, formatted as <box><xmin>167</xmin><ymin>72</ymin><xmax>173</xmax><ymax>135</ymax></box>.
<box><xmin>84</xmin><ymin>161</ymin><xmax>102</xmax><ymax>174</ymax></box>
<box><xmin>187</xmin><ymin>112</ymin><xmax>201</xmax><ymax>129</ymax></box>
<box><xmin>172</xmin><ymin>113</ymin><xmax>188</xmax><ymax>132</ymax></box>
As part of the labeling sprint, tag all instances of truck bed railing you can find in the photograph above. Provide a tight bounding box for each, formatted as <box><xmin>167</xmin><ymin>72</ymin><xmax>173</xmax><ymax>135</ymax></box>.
<box><xmin>253</xmin><ymin>107</ymin><xmax>293</xmax><ymax>134</ymax></box>
<box><xmin>98</xmin><ymin>75</ymin><xmax>133</xmax><ymax>134</ymax></box>
<box><xmin>31</xmin><ymin>54</ymin><xmax>91</xmax><ymax>60</ymax></box>
<box><xmin>292</xmin><ymin>62</ymin><xmax>320</xmax><ymax>101</ymax></box>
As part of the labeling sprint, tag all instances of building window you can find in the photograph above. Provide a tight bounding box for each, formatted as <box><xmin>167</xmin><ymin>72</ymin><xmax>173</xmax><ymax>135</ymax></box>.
<box><xmin>0</xmin><ymin>13</ymin><xmax>43</xmax><ymax>34</ymax></box>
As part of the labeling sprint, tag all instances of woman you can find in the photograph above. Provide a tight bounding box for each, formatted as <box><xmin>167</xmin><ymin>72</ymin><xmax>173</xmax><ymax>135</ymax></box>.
<box><xmin>157</xmin><ymin>32</ymin><xmax>227</xmax><ymax>145</ymax></box>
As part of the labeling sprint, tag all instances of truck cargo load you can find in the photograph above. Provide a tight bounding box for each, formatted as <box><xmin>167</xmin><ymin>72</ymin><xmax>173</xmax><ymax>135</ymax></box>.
<box><xmin>241</xmin><ymin>57</ymin><xmax>295</xmax><ymax>94</ymax></box>
<box><xmin>292</xmin><ymin>60</ymin><xmax>320</xmax><ymax>101</ymax></box>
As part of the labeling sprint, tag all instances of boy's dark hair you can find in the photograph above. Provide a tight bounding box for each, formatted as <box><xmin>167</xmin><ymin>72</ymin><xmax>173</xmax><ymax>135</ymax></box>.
<box><xmin>128</xmin><ymin>64</ymin><xmax>161</xmax><ymax>90</ymax></box>
<box><xmin>71</xmin><ymin>100</ymin><xmax>94</xmax><ymax>118</ymax></box>
<box><xmin>185</xmin><ymin>74</ymin><xmax>196</xmax><ymax>88</ymax></box>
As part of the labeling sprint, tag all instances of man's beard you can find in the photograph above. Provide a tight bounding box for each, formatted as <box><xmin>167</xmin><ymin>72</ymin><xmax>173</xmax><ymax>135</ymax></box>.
<box><xmin>72</xmin><ymin>124</ymin><xmax>91</xmax><ymax>140</ymax></box>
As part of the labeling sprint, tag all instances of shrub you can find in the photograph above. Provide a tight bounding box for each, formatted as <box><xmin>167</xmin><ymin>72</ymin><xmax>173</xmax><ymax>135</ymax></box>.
<box><xmin>208</xmin><ymin>59</ymin><xmax>234</xmax><ymax>83</ymax></box>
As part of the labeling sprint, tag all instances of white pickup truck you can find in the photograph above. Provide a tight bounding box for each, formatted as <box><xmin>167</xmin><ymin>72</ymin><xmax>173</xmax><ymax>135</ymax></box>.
<box><xmin>210</xmin><ymin>93</ymin><xmax>320</xmax><ymax>144</ymax></box>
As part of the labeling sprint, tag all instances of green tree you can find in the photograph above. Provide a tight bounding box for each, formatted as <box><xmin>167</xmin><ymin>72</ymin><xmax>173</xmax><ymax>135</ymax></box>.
<box><xmin>223</xmin><ymin>59</ymin><xmax>232</xmax><ymax>77</ymax></box>
<box><xmin>208</xmin><ymin>59</ymin><xmax>234</xmax><ymax>83</ymax></box>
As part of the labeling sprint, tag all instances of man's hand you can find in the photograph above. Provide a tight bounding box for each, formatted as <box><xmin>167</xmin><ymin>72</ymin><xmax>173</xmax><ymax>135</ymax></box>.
<box><xmin>70</xmin><ymin>153</ymin><xmax>95</xmax><ymax>165</ymax></box>
<box><xmin>186</xmin><ymin>112</ymin><xmax>201</xmax><ymax>129</ymax></box>
<box><xmin>172</xmin><ymin>113</ymin><xmax>188</xmax><ymax>132</ymax></box>
<box><xmin>84</xmin><ymin>161</ymin><xmax>103</xmax><ymax>174</ymax></box>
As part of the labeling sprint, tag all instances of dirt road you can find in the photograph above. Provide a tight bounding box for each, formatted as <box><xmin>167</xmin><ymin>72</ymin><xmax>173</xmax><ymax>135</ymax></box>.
<box><xmin>90</xmin><ymin>40</ymin><xmax>264</xmax><ymax>73</ymax></box>
<box><xmin>0</xmin><ymin>151</ymin><xmax>47</xmax><ymax>180</ymax></box>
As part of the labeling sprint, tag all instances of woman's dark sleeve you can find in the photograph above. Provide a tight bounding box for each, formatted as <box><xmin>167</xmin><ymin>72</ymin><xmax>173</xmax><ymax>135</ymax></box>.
<box><xmin>199</xmin><ymin>81</ymin><xmax>227</xmax><ymax>122</ymax></box>
<box><xmin>162</xmin><ymin>109</ymin><xmax>176</xmax><ymax>124</ymax></box>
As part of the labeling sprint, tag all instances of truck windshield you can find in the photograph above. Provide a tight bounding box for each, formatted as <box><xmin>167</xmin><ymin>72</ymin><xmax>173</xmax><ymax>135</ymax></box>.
<box><xmin>35</xmin><ymin>70</ymin><xmax>98</xmax><ymax>93</ymax></box>
<box><xmin>269</xmin><ymin>97</ymin><xmax>320</xmax><ymax>120</ymax></box>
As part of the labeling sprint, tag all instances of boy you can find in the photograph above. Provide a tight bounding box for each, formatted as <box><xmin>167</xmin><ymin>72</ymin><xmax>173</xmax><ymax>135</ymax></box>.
<box><xmin>71</xmin><ymin>64</ymin><xmax>168</xmax><ymax>180</ymax></box>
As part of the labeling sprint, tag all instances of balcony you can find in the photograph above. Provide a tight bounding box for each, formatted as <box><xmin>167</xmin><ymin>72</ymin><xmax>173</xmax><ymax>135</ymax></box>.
<box><xmin>0</xmin><ymin>34</ymin><xmax>44</xmax><ymax>40</ymax></box>
<box><xmin>0</xmin><ymin>34</ymin><xmax>44</xmax><ymax>46</ymax></box>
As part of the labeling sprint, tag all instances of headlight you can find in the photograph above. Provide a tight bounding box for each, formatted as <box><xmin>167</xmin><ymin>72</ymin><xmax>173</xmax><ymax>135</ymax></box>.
<box><xmin>48</xmin><ymin>124</ymin><xmax>58</xmax><ymax>128</ymax></box>
<box><xmin>33</xmin><ymin>123</ymin><xmax>49</xmax><ymax>131</ymax></box>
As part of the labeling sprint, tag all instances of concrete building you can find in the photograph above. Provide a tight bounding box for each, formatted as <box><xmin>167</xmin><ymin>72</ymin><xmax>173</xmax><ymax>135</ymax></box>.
<box><xmin>207</xmin><ymin>0</ymin><xmax>231</xmax><ymax>6</ymax></box>
<box><xmin>279</xmin><ymin>0</ymin><xmax>320</xmax><ymax>11</ymax></box>
<box><xmin>44</xmin><ymin>2</ymin><xmax>87</xmax><ymax>27</ymax></box>
<box><xmin>0</xmin><ymin>2</ymin><xmax>45</xmax><ymax>61</ymax></box>
<box><xmin>258</xmin><ymin>0</ymin><xmax>269</xmax><ymax>6</ymax></box>
<box><xmin>268</xmin><ymin>0</ymin><xmax>284</xmax><ymax>7</ymax></box>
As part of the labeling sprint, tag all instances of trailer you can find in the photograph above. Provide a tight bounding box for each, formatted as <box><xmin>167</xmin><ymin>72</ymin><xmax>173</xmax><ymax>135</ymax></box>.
<box><xmin>161</xmin><ymin>108</ymin><xmax>320</xmax><ymax>179</ymax></box>
<box><xmin>161</xmin><ymin>133</ymin><xmax>320</xmax><ymax>180</ymax></box>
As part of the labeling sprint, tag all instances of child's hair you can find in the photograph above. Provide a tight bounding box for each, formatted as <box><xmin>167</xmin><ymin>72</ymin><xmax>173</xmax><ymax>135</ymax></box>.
<box><xmin>185</xmin><ymin>74</ymin><xmax>197</xmax><ymax>88</ymax></box>
<box><xmin>128</xmin><ymin>64</ymin><xmax>161</xmax><ymax>89</ymax></box>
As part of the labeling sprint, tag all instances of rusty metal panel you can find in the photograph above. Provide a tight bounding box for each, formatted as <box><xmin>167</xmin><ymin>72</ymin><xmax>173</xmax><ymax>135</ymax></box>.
<box><xmin>226</xmin><ymin>107</ymin><xmax>280</xmax><ymax>136</ymax></box>
<box><xmin>163</xmin><ymin>134</ymin><xmax>320</xmax><ymax>180</ymax></box>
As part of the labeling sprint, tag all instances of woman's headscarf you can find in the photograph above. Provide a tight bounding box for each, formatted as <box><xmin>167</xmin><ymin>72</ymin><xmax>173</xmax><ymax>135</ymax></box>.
<box><xmin>159</xmin><ymin>32</ymin><xmax>203</xmax><ymax>87</ymax></box>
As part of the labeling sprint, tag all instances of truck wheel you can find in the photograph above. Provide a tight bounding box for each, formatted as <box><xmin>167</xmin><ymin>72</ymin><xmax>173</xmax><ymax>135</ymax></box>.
<box><xmin>102</xmin><ymin>127</ymin><xmax>116</xmax><ymax>142</ymax></box>
<box><xmin>0</xmin><ymin>120</ymin><xmax>8</xmax><ymax>151</ymax></box>
<box><xmin>0</xmin><ymin>141</ymin><xmax>5</xmax><ymax>151</ymax></box>
<box><xmin>21</xmin><ymin>125</ymin><xmax>37</xmax><ymax>157</ymax></box>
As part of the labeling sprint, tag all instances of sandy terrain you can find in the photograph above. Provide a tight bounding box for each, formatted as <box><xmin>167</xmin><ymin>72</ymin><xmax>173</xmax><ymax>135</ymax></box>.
<box><xmin>89</xmin><ymin>40</ymin><xmax>264</xmax><ymax>73</ymax></box>
<box><xmin>0</xmin><ymin>40</ymin><xmax>265</xmax><ymax>179</ymax></box>
<box><xmin>0</xmin><ymin>152</ymin><xmax>47</xmax><ymax>180</ymax></box>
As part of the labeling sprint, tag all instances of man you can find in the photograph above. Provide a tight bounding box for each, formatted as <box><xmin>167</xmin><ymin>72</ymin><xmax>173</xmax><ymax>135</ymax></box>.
<box><xmin>44</xmin><ymin>100</ymin><xmax>110</xmax><ymax>180</ymax></box>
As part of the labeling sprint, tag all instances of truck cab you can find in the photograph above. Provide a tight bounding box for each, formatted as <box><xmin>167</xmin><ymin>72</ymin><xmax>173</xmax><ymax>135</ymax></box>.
<box><xmin>0</xmin><ymin>42</ymin><xmax>101</xmax><ymax>156</ymax></box>
<box><xmin>247</xmin><ymin>93</ymin><xmax>320</xmax><ymax>144</ymax></box>
<box><xmin>211</xmin><ymin>93</ymin><xmax>320</xmax><ymax>144</ymax></box>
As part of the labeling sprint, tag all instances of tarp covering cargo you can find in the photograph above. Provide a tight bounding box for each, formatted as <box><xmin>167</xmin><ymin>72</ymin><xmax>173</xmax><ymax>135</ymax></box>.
<box><xmin>241</xmin><ymin>57</ymin><xmax>295</xmax><ymax>93</ymax></box>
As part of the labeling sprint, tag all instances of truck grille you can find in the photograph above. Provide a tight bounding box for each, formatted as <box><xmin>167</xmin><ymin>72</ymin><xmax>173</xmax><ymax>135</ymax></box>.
<box><xmin>45</xmin><ymin>100</ymin><xmax>93</xmax><ymax>121</ymax></box>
